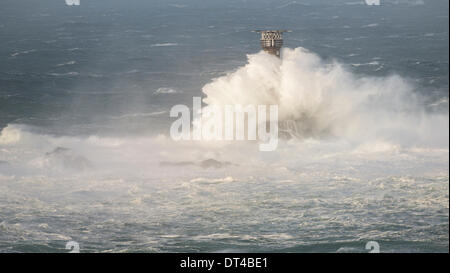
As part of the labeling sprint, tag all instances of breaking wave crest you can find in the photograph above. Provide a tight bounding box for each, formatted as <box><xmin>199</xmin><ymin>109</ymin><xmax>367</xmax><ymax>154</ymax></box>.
<box><xmin>201</xmin><ymin>47</ymin><xmax>448</xmax><ymax>147</ymax></box>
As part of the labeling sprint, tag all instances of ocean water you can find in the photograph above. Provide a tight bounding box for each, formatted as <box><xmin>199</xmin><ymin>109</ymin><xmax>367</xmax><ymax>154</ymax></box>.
<box><xmin>0</xmin><ymin>0</ymin><xmax>448</xmax><ymax>253</ymax></box>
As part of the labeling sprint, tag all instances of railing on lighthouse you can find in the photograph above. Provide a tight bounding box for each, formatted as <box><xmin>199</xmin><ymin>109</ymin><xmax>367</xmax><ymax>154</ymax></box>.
<box><xmin>253</xmin><ymin>30</ymin><xmax>291</xmax><ymax>58</ymax></box>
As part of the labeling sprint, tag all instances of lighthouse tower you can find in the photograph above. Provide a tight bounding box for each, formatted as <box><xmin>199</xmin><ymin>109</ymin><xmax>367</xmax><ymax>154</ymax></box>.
<box><xmin>254</xmin><ymin>30</ymin><xmax>290</xmax><ymax>58</ymax></box>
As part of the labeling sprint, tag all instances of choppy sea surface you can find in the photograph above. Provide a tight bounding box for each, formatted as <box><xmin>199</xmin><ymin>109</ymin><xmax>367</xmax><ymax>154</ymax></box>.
<box><xmin>0</xmin><ymin>0</ymin><xmax>448</xmax><ymax>252</ymax></box>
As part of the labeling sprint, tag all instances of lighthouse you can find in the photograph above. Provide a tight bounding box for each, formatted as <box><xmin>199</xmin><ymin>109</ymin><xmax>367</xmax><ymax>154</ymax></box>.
<box><xmin>254</xmin><ymin>30</ymin><xmax>290</xmax><ymax>58</ymax></box>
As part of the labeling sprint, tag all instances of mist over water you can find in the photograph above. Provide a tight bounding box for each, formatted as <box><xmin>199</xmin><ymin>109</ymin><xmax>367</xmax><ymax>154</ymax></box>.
<box><xmin>1</xmin><ymin>47</ymin><xmax>448</xmax><ymax>253</ymax></box>
<box><xmin>0</xmin><ymin>0</ymin><xmax>448</xmax><ymax>253</ymax></box>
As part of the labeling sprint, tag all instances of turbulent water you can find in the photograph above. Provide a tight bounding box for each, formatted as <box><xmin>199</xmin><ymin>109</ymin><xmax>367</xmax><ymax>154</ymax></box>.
<box><xmin>0</xmin><ymin>0</ymin><xmax>449</xmax><ymax>253</ymax></box>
